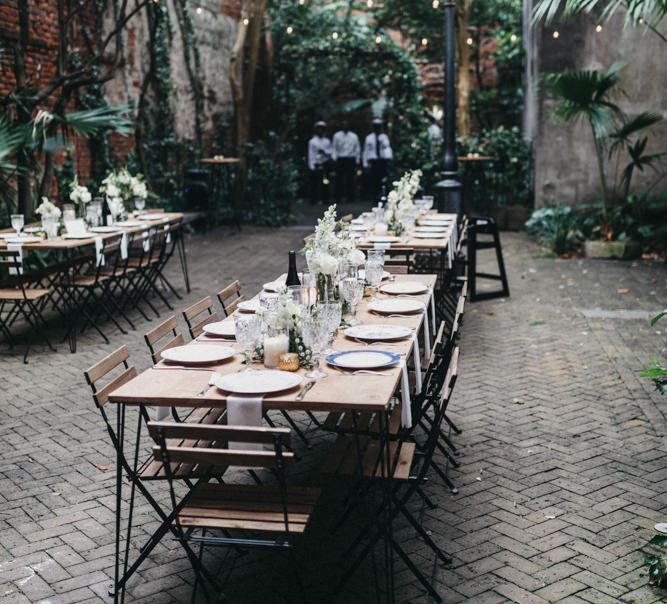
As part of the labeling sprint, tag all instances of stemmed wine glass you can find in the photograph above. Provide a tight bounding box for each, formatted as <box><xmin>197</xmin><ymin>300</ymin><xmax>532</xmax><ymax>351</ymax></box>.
<box><xmin>10</xmin><ymin>214</ymin><xmax>24</xmax><ymax>238</ymax></box>
<box><xmin>317</xmin><ymin>301</ymin><xmax>342</xmax><ymax>351</ymax></box>
<box><xmin>234</xmin><ymin>314</ymin><xmax>262</xmax><ymax>366</ymax></box>
<box><xmin>340</xmin><ymin>278</ymin><xmax>365</xmax><ymax>325</ymax></box>
<box><xmin>301</xmin><ymin>317</ymin><xmax>330</xmax><ymax>379</ymax></box>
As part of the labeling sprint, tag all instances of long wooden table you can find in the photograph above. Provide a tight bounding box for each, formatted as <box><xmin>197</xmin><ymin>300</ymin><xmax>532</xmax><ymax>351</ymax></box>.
<box><xmin>354</xmin><ymin>212</ymin><xmax>458</xmax><ymax>251</ymax></box>
<box><xmin>109</xmin><ymin>273</ymin><xmax>436</xmax><ymax>413</ymax></box>
<box><xmin>105</xmin><ymin>273</ymin><xmax>437</xmax><ymax>598</ymax></box>
<box><xmin>0</xmin><ymin>211</ymin><xmax>184</xmax><ymax>250</ymax></box>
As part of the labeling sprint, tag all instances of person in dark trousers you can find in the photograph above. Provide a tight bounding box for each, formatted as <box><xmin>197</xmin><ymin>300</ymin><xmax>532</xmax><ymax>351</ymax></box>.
<box><xmin>363</xmin><ymin>118</ymin><xmax>393</xmax><ymax>204</ymax></box>
<box><xmin>332</xmin><ymin>120</ymin><xmax>360</xmax><ymax>203</ymax></box>
<box><xmin>308</xmin><ymin>121</ymin><xmax>332</xmax><ymax>204</ymax></box>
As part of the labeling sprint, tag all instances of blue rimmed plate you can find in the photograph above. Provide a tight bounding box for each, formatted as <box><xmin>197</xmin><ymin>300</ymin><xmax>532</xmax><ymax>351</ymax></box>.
<box><xmin>326</xmin><ymin>349</ymin><xmax>400</xmax><ymax>370</ymax></box>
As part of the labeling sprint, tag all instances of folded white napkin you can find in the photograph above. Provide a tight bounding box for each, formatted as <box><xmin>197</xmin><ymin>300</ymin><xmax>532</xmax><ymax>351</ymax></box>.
<box><xmin>94</xmin><ymin>236</ymin><xmax>105</xmax><ymax>267</ymax></box>
<box><xmin>155</xmin><ymin>406</ymin><xmax>170</xmax><ymax>421</ymax></box>
<box><xmin>227</xmin><ymin>394</ymin><xmax>264</xmax><ymax>450</ymax></box>
<box><xmin>410</xmin><ymin>332</ymin><xmax>422</xmax><ymax>394</ymax></box>
<box><xmin>429</xmin><ymin>289</ymin><xmax>436</xmax><ymax>333</ymax></box>
<box><xmin>65</xmin><ymin>219</ymin><xmax>87</xmax><ymax>236</ymax></box>
<box><xmin>7</xmin><ymin>243</ymin><xmax>23</xmax><ymax>275</ymax></box>
<box><xmin>120</xmin><ymin>233</ymin><xmax>128</xmax><ymax>259</ymax></box>
<box><xmin>142</xmin><ymin>231</ymin><xmax>150</xmax><ymax>252</ymax></box>
<box><xmin>399</xmin><ymin>360</ymin><xmax>412</xmax><ymax>428</ymax></box>
<box><xmin>164</xmin><ymin>223</ymin><xmax>171</xmax><ymax>243</ymax></box>
<box><xmin>374</xmin><ymin>242</ymin><xmax>391</xmax><ymax>250</ymax></box>
<box><xmin>420</xmin><ymin>301</ymin><xmax>431</xmax><ymax>359</ymax></box>
<box><xmin>448</xmin><ymin>223</ymin><xmax>458</xmax><ymax>267</ymax></box>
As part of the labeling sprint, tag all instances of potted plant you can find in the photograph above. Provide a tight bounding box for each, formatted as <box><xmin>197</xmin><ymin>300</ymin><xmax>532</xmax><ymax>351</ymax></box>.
<box><xmin>546</xmin><ymin>63</ymin><xmax>666</xmax><ymax>259</ymax></box>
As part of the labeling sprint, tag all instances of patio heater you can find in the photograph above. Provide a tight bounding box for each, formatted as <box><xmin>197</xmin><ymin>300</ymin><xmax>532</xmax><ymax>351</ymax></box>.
<box><xmin>435</xmin><ymin>0</ymin><xmax>462</xmax><ymax>215</ymax></box>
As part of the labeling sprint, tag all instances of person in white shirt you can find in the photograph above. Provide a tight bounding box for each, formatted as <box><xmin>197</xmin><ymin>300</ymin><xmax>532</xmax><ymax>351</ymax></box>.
<box><xmin>362</xmin><ymin>118</ymin><xmax>393</xmax><ymax>203</ymax></box>
<box><xmin>332</xmin><ymin>120</ymin><xmax>360</xmax><ymax>203</ymax></box>
<box><xmin>308</xmin><ymin>121</ymin><xmax>332</xmax><ymax>204</ymax></box>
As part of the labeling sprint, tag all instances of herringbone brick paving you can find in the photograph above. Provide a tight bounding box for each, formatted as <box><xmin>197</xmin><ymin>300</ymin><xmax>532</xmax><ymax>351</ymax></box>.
<box><xmin>0</xmin><ymin>221</ymin><xmax>665</xmax><ymax>603</ymax></box>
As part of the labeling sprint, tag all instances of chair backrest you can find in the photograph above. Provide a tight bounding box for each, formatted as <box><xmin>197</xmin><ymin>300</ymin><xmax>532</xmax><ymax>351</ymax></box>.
<box><xmin>383</xmin><ymin>248</ymin><xmax>413</xmax><ymax>274</ymax></box>
<box><xmin>217</xmin><ymin>280</ymin><xmax>245</xmax><ymax>316</ymax></box>
<box><xmin>182</xmin><ymin>296</ymin><xmax>220</xmax><ymax>338</ymax></box>
<box><xmin>144</xmin><ymin>315</ymin><xmax>184</xmax><ymax>363</ymax></box>
<box><xmin>416</xmin><ymin>346</ymin><xmax>459</xmax><ymax>482</ymax></box>
<box><xmin>84</xmin><ymin>345</ymin><xmax>137</xmax><ymax>409</ymax></box>
<box><xmin>0</xmin><ymin>249</ymin><xmax>27</xmax><ymax>295</ymax></box>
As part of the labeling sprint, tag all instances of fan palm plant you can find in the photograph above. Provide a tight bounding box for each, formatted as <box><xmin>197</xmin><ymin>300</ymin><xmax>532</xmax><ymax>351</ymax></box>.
<box><xmin>0</xmin><ymin>113</ymin><xmax>30</xmax><ymax>215</ymax></box>
<box><xmin>533</xmin><ymin>0</ymin><xmax>667</xmax><ymax>44</ymax></box>
<box><xmin>545</xmin><ymin>62</ymin><xmax>625</xmax><ymax>224</ymax></box>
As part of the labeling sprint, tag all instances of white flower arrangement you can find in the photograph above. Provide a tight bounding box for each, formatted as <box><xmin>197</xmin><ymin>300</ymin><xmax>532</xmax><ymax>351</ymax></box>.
<box><xmin>35</xmin><ymin>197</ymin><xmax>62</xmax><ymax>219</ymax></box>
<box><xmin>304</xmin><ymin>204</ymin><xmax>366</xmax><ymax>274</ymax></box>
<box><xmin>386</xmin><ymin>169</ymin><xmax>423</xmax><ymax>213</ymax></box>
<box><xmin>69</xmin><ymin>178</ymin><xmax>91</xmax><ymax>208</ymax></box>
<box><xmin>100</xmin><ymin>169</ymin><xmax>149</xmax><ymax>213</ymax></box>
<box><xmin>260</xmin><ymin>286</ymin><xmax>304</xmax><ymax>331</ymax></box>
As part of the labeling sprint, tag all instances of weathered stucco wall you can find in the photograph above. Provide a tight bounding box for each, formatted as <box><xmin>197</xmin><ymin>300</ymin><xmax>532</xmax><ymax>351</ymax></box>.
<box><xmin>529</xmin><ymin>11</ymin><xmax>667</xmax><ymax>207</ymax></box>
<box><xmin>105</xmin><ymin>0</ymin><xmax>238</xmax><ymax>147</ymax></box>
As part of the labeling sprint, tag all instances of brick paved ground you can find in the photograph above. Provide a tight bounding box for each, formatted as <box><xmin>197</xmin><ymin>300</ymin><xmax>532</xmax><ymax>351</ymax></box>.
<box><xmin>1</xmin><ymin>218</ymin><xmax>666</xmax><ymax>604</ymax></box>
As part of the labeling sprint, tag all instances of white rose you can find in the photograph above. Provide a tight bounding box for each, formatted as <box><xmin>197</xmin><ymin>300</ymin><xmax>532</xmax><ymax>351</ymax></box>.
<box><xmin>348</xmin><ymin>248</ymin><xmax>366</xmax><ymax>266</ymax></box>
<box><xmin>319</xmin><ymin>254</ymin><xmax>338</xmax><ymax>276</ymax></box>
<box><xmin>81</xmin><ymin>190</ymin><xmax>91</xmax><ymax>204</ymax></box>
<box><xmin>132</xmin><ymin>182</ymin><xmax>147</xmax><ymax>198</ymax></box>
<box><xmin>106</xmin><ymin>184</ymin><xmax>119</xmax><ymax>198</ymax></box>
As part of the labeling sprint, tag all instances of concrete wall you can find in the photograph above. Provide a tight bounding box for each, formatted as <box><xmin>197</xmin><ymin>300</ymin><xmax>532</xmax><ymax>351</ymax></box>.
<box><xmin>527</xmin><ymin>10</ymin><xmax>667</xmax><ymax>206</ymax></box>
<box><xmin>105</xmin><ymin>0</ymin><xmax>238</xmax><ymax>146</ymax></box>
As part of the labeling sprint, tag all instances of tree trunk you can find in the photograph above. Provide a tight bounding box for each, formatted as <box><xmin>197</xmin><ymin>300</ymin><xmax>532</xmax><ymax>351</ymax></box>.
<box><xmin>456</xmin><ymin>0</ymin><xmax>473</xmax><ymax>138</ymax></box>
<box><xmin>15</xmin><ymin>0</ymin><xmax>33</xmax><ymax>217</ymax></box>
<box><xmin>230</xmin><ymin>3</ymin><xmax>250</xmax><ymax>153</ymax></box>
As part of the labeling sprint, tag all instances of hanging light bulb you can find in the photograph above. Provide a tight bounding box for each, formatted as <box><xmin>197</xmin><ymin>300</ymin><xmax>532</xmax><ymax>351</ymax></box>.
<box><xmin>242</xmin><ymin>17</ymin><xmax>250</xmax><ymax>26</ymax></box>
<box><xmin>552</xmin><ymin>30</ymin><xmax>560</xmax><ymax>39</ymax></box>
<box><xmin>286</xmin><ymin>25</ymin><xmax>294</xmax><ymax>34</ymax></box>
<box><xmin>466</xmin><ymin>37</ymin><xmax>473</xmax><ymax>45</ymax></box>
<box><xmin>332</xmin><ymin>31</ymin><xmax>339</xmax><ymax>40</ymax></box>
<box><xmin>595</xmin><ymin>24</ymin><xmax>603</xmax><ymax>32</ymax></box>
<box><xmin>367</xmin><ymin>0</ymin><xmax>374</xmax><ymax>7</ymax></box>
<box><xmin>375</xmin><ymin>35</ymin><xmax>382</xmax><ymax>44</ymax></box>
<box><xmin>510</xmin><ymin>33</ymin><xmax>518</xmax><ymax>43</ymax></box>
<box><xmin>298</xmin><ymin>0</ymin><xmax>306</xmax><ymax>4</ymax></box>
<box><xmin>195</xmin><ymin>6</ymin><xmax>203</xmax><ymax>15</ymax></box>
<box><xmin>421</xmin><ymin>38</ymin><xmax>429</xmax><ymax>46</ymax></box>
<box><xmin>432</xmin><ymin>0</ymin><xmax>440</xmax><ymax>8</ymax></box>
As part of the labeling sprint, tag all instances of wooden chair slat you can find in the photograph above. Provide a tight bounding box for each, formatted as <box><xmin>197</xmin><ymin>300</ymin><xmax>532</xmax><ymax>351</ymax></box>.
<box><xmin>153</xmin><ymin>334</ymin><xmax>185</xmax><ymax>363</ymax></box>
<box><xmin>147</xmin><ymin>422</ymin><xmax>291</xmax><ymax>446</ymax></box>
<box><xmin>84</xmin><ymin>345</ymin><xmax>130</xmax><ymax>384</ymax></box>
<box><xmin>94</xmin><ymin>367</ymin><xmax>138</xmax><ymax>408</ymax></box>
<box><xmin>144</xmin><ymin>316</ymin><xmax>178</xmax><ymax>346</ymax></box>
<box><xmin>152</xmin><ymin>446</ymin><xmax>295</xmax><ymax>469</ymax></box>
<box><xmin>183</xmin><ymin>296</ymin><xmax>214</xmax><ymax>321</ymax></box>
<box><xmin>189</xmin><ymin>313</ymin><xmax>220</xmax><ymax>338</ymax></box>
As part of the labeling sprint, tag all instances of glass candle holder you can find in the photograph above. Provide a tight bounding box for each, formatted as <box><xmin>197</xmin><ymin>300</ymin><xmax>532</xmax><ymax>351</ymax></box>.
<box><xmin>263</xmin><ymin>325</ymin><xmax>289</xmax><ymax>369</ymax></box>
<box><xmin>279</xmin><ymin>352</ymin><xmax>300</xmax><ymax>372</ymax></box>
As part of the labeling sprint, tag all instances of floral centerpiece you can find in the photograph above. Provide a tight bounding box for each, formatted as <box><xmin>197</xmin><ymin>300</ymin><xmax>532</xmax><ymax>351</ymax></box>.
<box><xmin>69</xmin><ymin>178</ymin><xmax>91</xmax><ymax>217</ymax></box>
<box><xmin>386</xmin><ymin>169</ymin><xmax>422</xmax><ymax>233</ymax></box>
<box><xmin>304</xmin><ymin>204</ymin><xmax>366</xmax><ymax>301</ymax></box>
<box><xmin>100</xmin><ymin>169</ymin><xmax>148</xmax><ymax>216</ymax></box>
<box><xmin>35</xmin><ymin>197</ymin><xmax>61</xmax><ymax>238</ymax></box>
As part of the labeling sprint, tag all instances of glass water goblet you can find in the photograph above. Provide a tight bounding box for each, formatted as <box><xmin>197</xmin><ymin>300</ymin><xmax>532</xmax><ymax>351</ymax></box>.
<box><xmin>62</xmin><ymin>204</ymin><xmax>76</xmax><ymax>223</ymax></box>
<box><xmin>367</xmin><ymin>249</ymin><xmax>385</xmax><ymax>267</ymax></box>
<box><xmin>340</xmin><ymin>278</ymin><xmax>365</xmax><ymax>325</ymax></box>
<box><xmin>10</xmin><ymin>214</ymin><xmax>24</xmax><ymax>237</ymax></box>
<box><xmin>365</xmin><ymin>261</ymin><xmax>384</xmax><ymax>301</ymax></box>
<box><xmin>423</xmin><ymin>195</ymin><xmax>434</xmax><ymax>212</ymax></box>
<box><xmin>301</xmin><ymin>318</ymin><xmax>329</xmax><ymax>380</ymax></box>
<box><xmin>134</xmin><ymin>197</ymin><xmax>146</xmax><ymax>215</ymax></box>
<box><xmin>234</xmin><ymin>314</ymin><xmax>261</xmax><ymax>366</ymax></box>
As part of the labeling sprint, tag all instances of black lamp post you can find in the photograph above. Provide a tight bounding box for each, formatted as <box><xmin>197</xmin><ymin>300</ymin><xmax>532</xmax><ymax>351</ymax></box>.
<box><xmin>435</xmin><ymin>0</ymin><xmax>462</xmax><ymax>215</ymax></box>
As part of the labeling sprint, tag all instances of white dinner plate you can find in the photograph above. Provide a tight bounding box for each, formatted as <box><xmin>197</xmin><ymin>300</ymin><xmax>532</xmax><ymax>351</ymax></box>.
<box><xmin>138</xmin><ymin>214</ymin><xmax>167</xmax><ymax>221</ymax></box>
<box><xmin>203</xmin><ymin>321</ymin><xmax>236</xmax><ymax>338</ymax></box>
<box><xmin>413</xmin><ymin>232</ymin><xmax>447</xmax><ymax>239</ymax></box>
<box><xmin>263</xmin><ymin>280</ymin><xmax>285</xmax><ymax>293</ymax></box>
<box><xmin>62</xmin><ymin>233</ymin><xmax>95</xmax><ymax>239</ymax></box>
<box><xmin>344</xmin><ymin>324</ymin><xmax>413</xmax><ymax>341</ymax></box>
<box><xmin>238</xmin><ymin>299</ymin><xmax>262</xmax><ymax>313</ymax></box>
<box><xmin>359</xmin><ymin>269</ymin><xmax>391</xmax><ymax>281</ymax></box>
<box><xmin>419</xmin><ymin>219</ymin><xmax>453</xmax><ymax>226</ymax></box>
<box><xmin>367</xmin><ymin>235</ymin><xmax>400</xmax><ymax>243</ymax></box>
<box><xmin>414</xmin><ymin>226</ymin><xmax>448</xmax><ymax>233</ymax></box>
<box><xmin>351</xmin><ymin>218</ymin><xmax>364</xmax><ymax>224</ymax></box>
<box><xmin>161</xmin><ymin>344</ymin><xmax>235</xmax><ymax>365</ymax></box>
<box><xmin>91</xmin><ymin>226</ymin><xmax>124</xmax><ymax>233</ymax></box>
<box><xmin>115</xmin><ymin>221</ymin><xmax>142</xmax><ymax>227</ymax></box>
<box><xmin>214</xmin><ymin>370</ymin><xmax>303</xmax><ymax>395</ymax></box>
<box><xmin>24</xmin><ymin>227</ymin><xmax>42</xmax><ymax>234</ymax></box>
<box><xmin>379</xmin><ymin>281</ymin><xmax>429</xmax><ymax>295</ymax></box>
<box><xmin>368</xmin><ymin>298</ymin><xmax>425</xmax><ymax>315</ymax></box>
<box><xmin>349</xmin><ymin>224</ymin><xmax>368</xmax><ymax>231</ymax></box>
<box><xmin>326</xmin><ymin>349</ymin><xmax>400</xmax><ymax>369</ymax></box>
<box><xmin>1</xmin><ymin>233</ymin><xmax>27</xmax><ymax>239</ymax></box>
<box><xmin>5</xmin><ymin>236</ymin><xmax>42</xmax><ymax>244</ymax></box>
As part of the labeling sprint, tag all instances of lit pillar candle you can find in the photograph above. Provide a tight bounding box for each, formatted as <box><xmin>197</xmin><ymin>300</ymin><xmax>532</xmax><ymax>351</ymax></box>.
<box><xmin>264</xmin><ymin>333</ymin><xmax>289</xmax><ymax>368</ymax></box>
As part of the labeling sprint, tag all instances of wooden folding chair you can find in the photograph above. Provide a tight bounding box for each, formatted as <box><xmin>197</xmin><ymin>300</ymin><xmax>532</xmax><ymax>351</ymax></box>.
<box><xmin>182</xmin><ymin>296</ymin><xmax>220</xmax><ymax>339</ymax></box>
<box><xmin>150</xmin><ymin>422</ymin><xmax>320</xmax><ymax>601</ymax></box>
<box><xmin>144</xmin><ymin>315</ymin><xmax>185</xmax><ymax>364</ymax></box>
<box><xmin>0</xmin><ymin>248</ymin><xmax>56</xmax><ymax>363</ymax></box>
<box><xmin>217</xmin><ymin>279</ymin><xmax>245</xmax><ymax>316</ymax></box>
